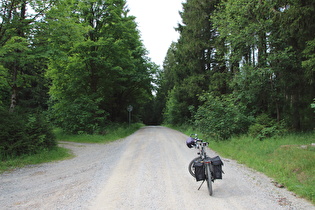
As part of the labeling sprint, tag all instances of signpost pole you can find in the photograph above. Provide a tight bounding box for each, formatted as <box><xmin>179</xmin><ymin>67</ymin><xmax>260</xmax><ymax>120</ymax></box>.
<box><xmin>127</xmin><ymin>105</ymin><xmax>133</xmax><ymax>126</ymax></box>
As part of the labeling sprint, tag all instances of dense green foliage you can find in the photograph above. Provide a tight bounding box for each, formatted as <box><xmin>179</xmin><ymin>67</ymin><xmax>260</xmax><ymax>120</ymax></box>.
<box><xmin>0</xmin><ymin>0</ymin><xmax>58</xmax><ymax>158</ymax></box>
<box><xmin>0</xmin><ymin>0</ymin><xmax>155</xmax><ymax>158</ymax></box>
<box><xmin>45</xmin><ymin>0</ymin><xmax>155</xmax><ymax>133</ymax></box>
<box><xmin>0</xmin><ymin>108</ymin><xmax>56</xmax><ymax>160</ymax></box>
<box><xmin>157</xmin><ymin>0</ymin><xmax>315</xmax><ymax>138</ymax></box>
<box><xmin>194</xmin><ymin>94</ymin><xmax>251</xmax><ymax>140</ymax></box>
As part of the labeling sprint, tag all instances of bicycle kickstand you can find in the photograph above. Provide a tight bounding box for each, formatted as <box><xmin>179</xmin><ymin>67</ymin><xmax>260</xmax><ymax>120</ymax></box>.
<box><xmin>198</xmin><ymin>180</ymin><xmax>205</xmax><ymax>190</ymax></box>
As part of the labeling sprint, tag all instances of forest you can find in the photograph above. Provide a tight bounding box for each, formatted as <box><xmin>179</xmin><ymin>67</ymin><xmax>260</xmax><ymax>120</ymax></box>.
<box><xmin>156</xmin><ymin>0</ymin><xmax>315</xmax><ymax>140</ymax></box>
<box><xmin>0</xmin><ymin>0</ymin><xmax>314</xmax><ymax>158</ymax></box>
<box><xmin>0</xmin><ymin>0</ymin><xmax>156</xmax><ymax>158</ymax></box>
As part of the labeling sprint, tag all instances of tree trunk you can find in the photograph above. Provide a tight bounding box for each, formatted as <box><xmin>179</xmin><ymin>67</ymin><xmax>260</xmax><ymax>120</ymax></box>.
<box><xmin>9</xmin><ymin>87</ymin><xmax>17</xmax><ymax>113</ymax></box>
<box><xmin>9</xmin><ymin>61</ymin><xmax>19</xmax><ymax>113</ymax></box>
<box><xmin>291</xmin><ymin>92</ymin><xmax>301</xmax><ymax>130</ymax></box>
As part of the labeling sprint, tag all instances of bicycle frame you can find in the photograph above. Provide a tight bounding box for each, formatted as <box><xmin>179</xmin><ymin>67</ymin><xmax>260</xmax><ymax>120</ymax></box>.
<box><xmin>188</xmin><ymin>134</ymin><xmax>213</xmax><ymax>196</ymax></box>
<box><xmin>195</xmin><ymin>141</ymin><xmax>208</xmax><ymax>159</ymax></box>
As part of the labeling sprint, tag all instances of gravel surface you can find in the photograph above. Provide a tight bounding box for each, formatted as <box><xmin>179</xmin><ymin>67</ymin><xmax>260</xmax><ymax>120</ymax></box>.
<box><xmin>0</xmin><ymin>126</ymin><xmax>314</xmax><ymax>210</ymax></box>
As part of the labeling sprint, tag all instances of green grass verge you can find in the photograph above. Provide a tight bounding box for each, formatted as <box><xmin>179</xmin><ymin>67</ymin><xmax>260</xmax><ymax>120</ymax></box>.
<box><xmin>176</xmin><ymin>125</ymin><xmax>315</xmax><ymax>204</ymax></box>
<box><xmin>54</xmin><ymin>123</ymin><xmax>144</xmax><ymax>143</ymax></box>
<box><xmin>210</xmin><ymin>134</ymin><xmax>315</xmax><ymax>203</ymax></box>
<box><xmin>0</xmin><ymin>147</ymin><xmax>71</xmax><ymax>174</ymax></box>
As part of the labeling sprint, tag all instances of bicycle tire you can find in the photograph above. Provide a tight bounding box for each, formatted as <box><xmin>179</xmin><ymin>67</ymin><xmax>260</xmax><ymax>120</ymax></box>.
<box><xmin>206</xmin><ymin>163</ymin><xmax>213</xmax><ymax>196</ymax></box>
<box><xmin>188</xmin><ymin>157</ymin><xmax>202</xmax><ymax>178</ymax></box>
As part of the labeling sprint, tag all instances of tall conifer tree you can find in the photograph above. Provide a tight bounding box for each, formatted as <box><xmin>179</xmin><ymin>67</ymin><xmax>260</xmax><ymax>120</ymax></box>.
<box><xmin>163</xmin><ymin>0</ymin><xmax>221</xmax><ymax>124</ymax></box>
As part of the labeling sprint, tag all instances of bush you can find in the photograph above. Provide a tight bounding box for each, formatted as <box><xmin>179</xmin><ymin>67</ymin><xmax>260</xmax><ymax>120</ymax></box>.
<box><xmin>0</xmin><ymin>109</ymin><xmax>56</xmax><ymax>160</ymax></box>
<box><xmin>248</xmin><ymin>114</ymin><xmax>286</xmax><ymax>140</ymax></box>
<box><xmin>164</xmin><ymin>87</ymin><xmax>190</xmax><ymax>125</ymax></box>
<box><xmin>194</xmin><ymin>93</ymin><xmax>252</xmax><ymax>140</ymax></box>
<box><xmin>0</xmin><ymin>110</ymin><xmax>27</xmax><ymax>158</ymax></box>
<box><xmin>48</xmin><ymin>96</ymin><xmax>108</xmax><ymax>134</ymax></box>
<box><xmin>25</xmin><ymin>114</ymin><xmax>57</xmax><ymax>150</ymax></box>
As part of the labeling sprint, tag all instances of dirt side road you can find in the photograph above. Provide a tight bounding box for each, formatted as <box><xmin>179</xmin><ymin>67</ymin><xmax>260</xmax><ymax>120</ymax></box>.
<box><xmin>0</xmin><ymin>126</ymin><xmax>314</xmax><ymax>210</ymax></box>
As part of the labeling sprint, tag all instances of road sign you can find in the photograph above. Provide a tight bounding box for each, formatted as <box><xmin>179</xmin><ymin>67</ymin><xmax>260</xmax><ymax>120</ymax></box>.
<box><xmin>127</xmin><ymin>105</ymin><xmax>133</xmax><ymax>126</ymax></box>
<box><xmin>127</xmin><ymin>105</ymin><xmax>133</xmax><ymax>112</ymax></box>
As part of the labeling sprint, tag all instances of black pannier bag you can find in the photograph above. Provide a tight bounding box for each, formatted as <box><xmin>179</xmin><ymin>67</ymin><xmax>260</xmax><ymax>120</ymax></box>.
<box><xmin>210</xmin><ymin>156</ymin><xmax>224</xmax><ymax>179</ymax></box>
<box><xmin>193</xmin><ymin>161</ymin><xmax>206</xmax><ymax>181</ymax></box>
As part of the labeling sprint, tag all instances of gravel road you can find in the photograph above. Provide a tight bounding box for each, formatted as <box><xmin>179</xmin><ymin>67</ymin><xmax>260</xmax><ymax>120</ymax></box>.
<box><xmin>1</xmin><ymin>126</ymin><xmax>314</xmax><ymax>210</ymax></box>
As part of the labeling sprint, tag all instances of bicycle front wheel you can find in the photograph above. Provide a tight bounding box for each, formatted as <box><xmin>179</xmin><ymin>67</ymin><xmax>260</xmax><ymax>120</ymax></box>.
<box><xmin>188</xmin><ymin>157</ymin><xmax>202</xmax><ymax>178</ymax></box>
<box><xmin>205</xmin><ymin>163</ymin><xmax>213</xmax><ymax>196</ymax></box>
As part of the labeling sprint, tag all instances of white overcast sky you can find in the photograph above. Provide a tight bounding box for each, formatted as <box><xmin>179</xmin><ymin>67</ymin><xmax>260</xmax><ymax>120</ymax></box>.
<box><xmin>126</xmin><ymin>0</ymin><xmax>184</xmax><ymax>66</ymax></box>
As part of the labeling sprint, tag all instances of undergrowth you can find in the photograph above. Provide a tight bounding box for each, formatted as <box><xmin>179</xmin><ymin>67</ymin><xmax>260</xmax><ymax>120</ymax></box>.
<box><xmin>54</xmin><ymin>123</ymin><xmax>144</xmax><ymax>143</ymax></box>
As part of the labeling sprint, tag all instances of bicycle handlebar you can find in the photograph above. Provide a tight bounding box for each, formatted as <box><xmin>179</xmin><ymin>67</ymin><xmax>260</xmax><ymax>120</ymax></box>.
<box><xmin>190</xmin><ymin>133</ymin><xmax>198</xmax><ymax>138</ymax></box>
<box><xmin>189</xmin><ymin>133</ymin><xmax>209</xmax><ymax>147</ymax></box>
<box><xmin>190</xmin><ymin>133</ymin><xmax>209</xmax><ymax>144</ymax></box>
<box><xmin>196</xmin><ymin>141</ymin><xmax>209</xmax><ymax>146</ymax></box>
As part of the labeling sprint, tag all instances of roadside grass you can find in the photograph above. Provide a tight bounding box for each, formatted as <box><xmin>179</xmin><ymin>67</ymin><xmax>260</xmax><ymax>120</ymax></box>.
<box><xmin>176</xmin><ymin>125</ymin><xmax>315</xmax><ymax>204</ymax></box>
<box><xmin>0</xmin><ymin>123</ymin><xmax>144</xmax><ymax>174</ymax></box>
<box><xmin>55</xmin><ymin>123</ymin><xmax>144</xmax><ymax>143</ymax></box>
<box><xmin>0</xmin><ymin>147</ymin><xmax>71</xmax><ymax>174</ymax></box>
<box><xmin>209</xmin><ymin>133</ymin><xmax>315</xmax><ymax>204</ymax></box>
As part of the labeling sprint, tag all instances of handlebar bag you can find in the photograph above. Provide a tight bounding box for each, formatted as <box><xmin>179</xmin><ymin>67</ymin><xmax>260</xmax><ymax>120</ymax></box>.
<box><xmin>193</xmin><ymin>161</ymin><xmax>206</xmax><ymax>181</ymax></box>
<box><xmin>210</xmin><ymin>156</ymin><xmax>224</xmax><ymax>180</ymax></box>
<box><xmin>186</xmin><ymin>137</ymin><xmax>196</xmax><ymax>148</ymax></box>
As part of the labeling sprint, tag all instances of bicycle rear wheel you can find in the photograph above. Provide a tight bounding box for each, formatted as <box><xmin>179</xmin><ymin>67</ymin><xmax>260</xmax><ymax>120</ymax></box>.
<box><xmin>205</xmin><ymin>163</ymin><xmax>213</xmax><ymax>196</ymax></box>
<box><xmin>188</xmin><ymin>157</ymin><xmax>202</xmax><ymax>178</ymax></box>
